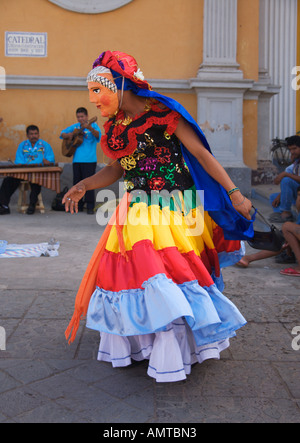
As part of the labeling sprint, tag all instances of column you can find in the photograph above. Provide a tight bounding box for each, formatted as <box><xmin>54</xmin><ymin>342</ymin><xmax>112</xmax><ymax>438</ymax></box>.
<box><xmin>195</xmin><ymin>0</ymin><xmax>250</xmax><ymax>179</ymax></box>
<box><xmin>256</xmin><ymin>0</ymin><xmax>280</xmax><ymax>162</ymax></box>
<box><xmin>201</xmin><ymin>0</ymin><xmax>240</xmax><ymax>73</ymax></box>
<box><xmin>264</xmin><ymin>0</ymin><xmax>297</xmax><ymax>139</ymax></box>
<box><xmin>256</xmin><ymin>0</ymin><xmax>297</xmax><ymax>163</ymax></box>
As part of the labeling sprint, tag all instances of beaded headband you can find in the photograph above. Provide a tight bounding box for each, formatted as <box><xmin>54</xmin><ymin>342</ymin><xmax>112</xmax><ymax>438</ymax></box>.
<box><xmin>86</xmin><ymin>66</ymin><xmax>117</xmax><ymax>94</ymax></box>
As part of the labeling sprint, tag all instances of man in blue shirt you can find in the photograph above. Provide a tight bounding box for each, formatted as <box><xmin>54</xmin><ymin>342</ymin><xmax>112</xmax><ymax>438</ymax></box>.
<box><xmin>60</xmin><ymin>107</ymin><xmax>101</xmax><ymax>214</ymax></box>
<box><xmin>269</xmin><ymin>135</ymin><xmax>300</xmax><ymax>223</ymax></box>
<box><xmin>0</xmin><ymin>125</ymin><xmax>55</xmax><ymax>215</ymax></box>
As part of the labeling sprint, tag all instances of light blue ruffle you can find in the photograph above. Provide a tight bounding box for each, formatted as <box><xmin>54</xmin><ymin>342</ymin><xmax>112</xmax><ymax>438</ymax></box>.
<box><xmin>210</xmin><ymin>244</ymin><xmax>245</xmax><ymax>292</ymax></box>
<box><xmin>211</xmin><ymin>271</ymin><xmax>225</xmax><ymax>292</ymax></box>
<box><xmin>218</xmin><ymin>242</ymin><xmax>245</xmax><ymax>269</ymax></box>
<box><xmin>86</xmin><ymin>273</ymin><xmax>246</xmax><ymax>347</ymax></box>
<box><xmin>178</xmin><ymin>280</ymin><xmax>246</xmax><ymax>346</ymax></box>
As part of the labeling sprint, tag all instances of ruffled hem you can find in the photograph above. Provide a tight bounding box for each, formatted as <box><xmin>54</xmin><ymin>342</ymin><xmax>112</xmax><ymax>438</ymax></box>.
<box><xmin>218</xmin><ymin>242</ymin><xmax>246</xmax><ymax>269</ymax></box>
<box><xmin>97</xmin><ymin>318</ymin><xmax>231</xmax><ymax>382</ymax></box>
<box><xmin>86</xmin><ymin>273</ymin><xmax>246</xmax><ymax>347</ymax></box>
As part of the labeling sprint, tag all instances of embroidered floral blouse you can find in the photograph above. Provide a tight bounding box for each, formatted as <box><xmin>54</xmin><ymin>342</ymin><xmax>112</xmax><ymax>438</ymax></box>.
<box><xmin>101</xmin><ymin>101</ymin><xmax>194</xmax><ymax>194</ymax></box>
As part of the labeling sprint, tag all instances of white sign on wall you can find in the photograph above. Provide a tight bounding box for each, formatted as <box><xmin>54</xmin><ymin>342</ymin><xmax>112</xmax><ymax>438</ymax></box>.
<box><xmin>5</xmin><ymin>32</ymin><xmax>47</xmax><ymax>58</ymax></box>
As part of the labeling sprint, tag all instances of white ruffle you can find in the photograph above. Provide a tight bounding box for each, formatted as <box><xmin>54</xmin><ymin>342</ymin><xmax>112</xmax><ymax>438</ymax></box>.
<box><xmin>97</xmin><ymin>318</ymin><xmax>230</xmax><ymax>382</ymax></box>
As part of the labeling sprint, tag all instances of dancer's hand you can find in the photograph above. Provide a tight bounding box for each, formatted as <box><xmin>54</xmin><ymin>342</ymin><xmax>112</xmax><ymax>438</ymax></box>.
<box><xmin>230</xmin><ymin>191</ymin><xmax>252</xmax><ymax>220</ymax></box>
<box><xmin>62</xmin><ymin>182</ymin><xmax>86</xmax><ymax>214</ymax></box>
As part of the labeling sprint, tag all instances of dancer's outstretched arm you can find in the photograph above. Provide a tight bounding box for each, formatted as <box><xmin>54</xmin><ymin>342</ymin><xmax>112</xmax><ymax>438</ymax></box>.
<box><xmin>63</xmin><ymin>160</ymin><xmax>123</xmax><ymax>213</ymax></box>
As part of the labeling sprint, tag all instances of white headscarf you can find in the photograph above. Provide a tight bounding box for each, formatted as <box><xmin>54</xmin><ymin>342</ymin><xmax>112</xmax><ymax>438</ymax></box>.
<box><xmin>86</xmin><ymin>66</ymin><xmax>117</xmax><ymax>94</ymax></box>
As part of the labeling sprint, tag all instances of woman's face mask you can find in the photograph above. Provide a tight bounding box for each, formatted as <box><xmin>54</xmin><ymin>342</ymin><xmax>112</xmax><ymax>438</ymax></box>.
<box><xmin>88</xmin><ymin>74</ymin><xmax>119</xmax><ymax>118</ymax></box>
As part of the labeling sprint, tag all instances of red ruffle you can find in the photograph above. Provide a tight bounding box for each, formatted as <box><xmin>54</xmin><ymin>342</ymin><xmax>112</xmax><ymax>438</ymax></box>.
<box><xmin>212</xmin><ymin>225</ymin><xmax>241</xmax><ymax>254</ymax></box>
<box><xmin>96</xmin><ymin>239</ymin><xmax>215</xmax><ymax>292</ymax></box>
<box><xmin>101</xmin><ymin>104</ymin><xmax>181</xmax><ymax>160</ymax></box>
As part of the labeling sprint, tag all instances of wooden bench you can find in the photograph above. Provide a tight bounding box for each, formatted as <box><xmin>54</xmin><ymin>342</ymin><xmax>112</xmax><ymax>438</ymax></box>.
<box><xmin>18</xmin><ymin>181</ymin><xmax>45</xmax><ymax>214</ymax></box>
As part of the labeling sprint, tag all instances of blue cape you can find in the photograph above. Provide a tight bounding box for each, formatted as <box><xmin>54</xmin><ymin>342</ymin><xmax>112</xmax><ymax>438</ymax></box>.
<box><xmin>111</xmin><ymin>73</ymin><xmax>255</xmax><ymax>241</ymax></box>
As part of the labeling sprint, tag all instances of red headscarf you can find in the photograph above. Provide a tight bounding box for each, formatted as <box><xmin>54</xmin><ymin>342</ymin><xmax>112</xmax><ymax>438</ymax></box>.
<box><xmin>92</xmin><ymin>50</ymin><xmax>151</xmax><ymax>90</ymax></box>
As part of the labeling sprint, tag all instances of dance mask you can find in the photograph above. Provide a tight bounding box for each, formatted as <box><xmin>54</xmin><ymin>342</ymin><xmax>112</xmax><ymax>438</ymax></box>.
<box><xmin>87</xmin><ymin>67</ymin><xmax>119</xmax><ymax>118</ymax></box>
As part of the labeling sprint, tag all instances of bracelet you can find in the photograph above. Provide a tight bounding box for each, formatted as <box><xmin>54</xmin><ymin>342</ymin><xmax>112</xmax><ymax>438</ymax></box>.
<box><xmin>232</xmin><ymin>196</ymin><xmax>246</xmax><ymax>207</ymax></box>
<box><xmin>228</xmin><ymin>187</ymin><xmax>240</xmax><ymax>196</ymax></box>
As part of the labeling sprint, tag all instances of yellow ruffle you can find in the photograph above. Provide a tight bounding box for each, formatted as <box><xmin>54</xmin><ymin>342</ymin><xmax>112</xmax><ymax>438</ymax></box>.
<box><xmin>105</xmin><ymin>201</ymin><xmax>219</xmax><ymax>256</ymax></box>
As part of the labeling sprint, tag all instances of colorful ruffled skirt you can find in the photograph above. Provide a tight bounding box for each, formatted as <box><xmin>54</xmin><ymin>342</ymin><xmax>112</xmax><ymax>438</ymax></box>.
<box><xmin>83</xmin><ymin>188</ymin><xmax>246</xmax><ymax>382</ymax></box>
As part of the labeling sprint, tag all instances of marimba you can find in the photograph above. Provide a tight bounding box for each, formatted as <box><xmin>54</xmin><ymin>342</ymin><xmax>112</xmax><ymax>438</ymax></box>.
<box><xmin>0</xmin><ymin>164</ymin><xmax>62</xmax><ymax>193</ymax></box>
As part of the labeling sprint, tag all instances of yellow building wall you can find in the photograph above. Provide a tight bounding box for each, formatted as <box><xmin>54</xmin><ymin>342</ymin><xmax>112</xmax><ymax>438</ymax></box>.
<box><xmin>237</xmin><ymin>0</ymin><xmax>260</xmax><ymax>82</ymax></box>
<box><xmin>0</xmin><ymin>0</ymin><xmax>204</xmax><ymax>79</ymax></box>
<box><xmin>243</xmin><ymin>100</ymin><xmax>258</xmax><ymax>169</ymax></box>
<box><xmin>0</xmin><ymin>0</ymin><xmax>259</xmax><ymax>168</ymax></box>
<box><xmin>0</xmin><ymin>89</ymin><xmax>97</xmax><ymax>162</ymax></box>
<box><xmin>0</xmin><ymin>0</ymin><xmax>203</xmax><ymax>163</ymax></box>
<box><xmin>237</xmin><ymin>0</ymin><xmax>259</xmax><ymax>169</ymax></box>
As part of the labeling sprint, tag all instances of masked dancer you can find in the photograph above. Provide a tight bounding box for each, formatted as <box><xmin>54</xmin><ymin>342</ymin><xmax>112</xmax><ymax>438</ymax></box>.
<box><xmin>64</xmin><ymin>51</ymin><xmax>254</xmax><ymax>382</ymax></box>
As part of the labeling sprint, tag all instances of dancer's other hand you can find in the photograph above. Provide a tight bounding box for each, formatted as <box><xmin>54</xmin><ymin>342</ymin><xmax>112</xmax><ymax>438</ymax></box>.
<box><xmin>62</xmin><ymin>182</ymin><xmax>86</xmax><ymax>214</ymax></box>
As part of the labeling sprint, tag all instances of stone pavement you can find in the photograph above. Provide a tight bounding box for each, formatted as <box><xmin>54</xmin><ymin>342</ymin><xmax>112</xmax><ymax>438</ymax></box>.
<box><xmin>0</xmin><ymin>189</ymin><xmax>300</xmax><ymax>423</ymax></box>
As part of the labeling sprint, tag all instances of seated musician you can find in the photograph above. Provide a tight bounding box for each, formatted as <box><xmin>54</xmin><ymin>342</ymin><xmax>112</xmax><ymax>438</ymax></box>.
<box><xmin>0</xmin><ymin>125</ymin><xmax>55</xmax><ymax>215</ymax></box>
<box><xmin>60</xmin><ymin>107</ymin><xmax>101</xmax><ymax>214</ymax></box>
